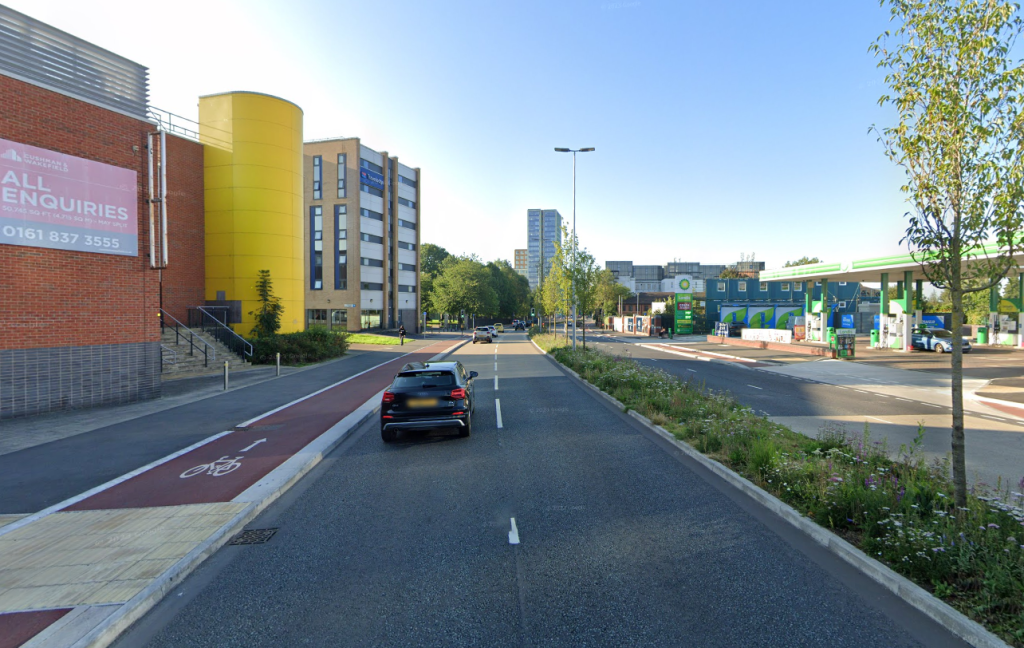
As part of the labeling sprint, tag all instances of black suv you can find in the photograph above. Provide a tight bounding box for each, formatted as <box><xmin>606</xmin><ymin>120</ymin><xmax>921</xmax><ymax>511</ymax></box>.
<box><xmin>380</xmin><ymin>361</ymin><xmax>478</xmax><ymax>442</ymax></box>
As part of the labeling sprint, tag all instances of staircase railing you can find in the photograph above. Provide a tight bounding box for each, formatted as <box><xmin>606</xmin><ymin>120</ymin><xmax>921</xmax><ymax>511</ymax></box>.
<box><xmin>159</xmin><ymin>310</ymin><xmax>214</xmax><ymax>367</ymax></box>
<box><xmin>188</xmin><ymin>306</ymin><xmax>253</xmax><ymax>361</ymax></box>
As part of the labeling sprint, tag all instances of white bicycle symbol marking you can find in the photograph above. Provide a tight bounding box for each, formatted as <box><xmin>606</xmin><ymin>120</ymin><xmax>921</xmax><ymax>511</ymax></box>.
<box><xmin>180</xmin><ymin>456</ymin><xmax>243</xmax><ymax>479</ymax></box>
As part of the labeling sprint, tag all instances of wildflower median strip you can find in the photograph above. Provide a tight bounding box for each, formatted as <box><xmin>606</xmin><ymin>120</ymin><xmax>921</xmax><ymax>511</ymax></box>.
<box><xmin>539</xmin><ymin>341</ymin><xmax>1024</xmax><ymax>647</ymax></box>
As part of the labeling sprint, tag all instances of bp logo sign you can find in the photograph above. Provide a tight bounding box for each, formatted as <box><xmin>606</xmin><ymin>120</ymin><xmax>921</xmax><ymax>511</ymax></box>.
<box><xmin>678</xmin><ymin>278</ymin><xmax>691</xmax><ymax>291</ymax></box>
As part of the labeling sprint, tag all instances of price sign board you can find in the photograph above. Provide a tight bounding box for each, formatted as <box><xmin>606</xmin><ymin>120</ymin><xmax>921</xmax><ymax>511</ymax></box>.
<box><xmin>675</xmin><ymin>293</ymin><xmax>693</xmax><ymax>334</ymax></box>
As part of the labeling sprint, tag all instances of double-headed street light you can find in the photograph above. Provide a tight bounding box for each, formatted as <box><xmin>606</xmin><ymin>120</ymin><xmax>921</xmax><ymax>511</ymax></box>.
<box><xmin>554</xmin><ymin>147</ymin><xmax>595</xmax><ymax>351</ymax></box>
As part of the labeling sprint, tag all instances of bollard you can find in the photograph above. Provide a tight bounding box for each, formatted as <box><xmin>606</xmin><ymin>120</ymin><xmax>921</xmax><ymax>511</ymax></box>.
<box><xmin>276</xmin><ymin>352</ymin><xmax>281</xmax><ymax>377</ymax></box>
<box><xmin>223</xmin><ymin>361</ymin><xmax>229</xmax><ymax>390</ymax></box>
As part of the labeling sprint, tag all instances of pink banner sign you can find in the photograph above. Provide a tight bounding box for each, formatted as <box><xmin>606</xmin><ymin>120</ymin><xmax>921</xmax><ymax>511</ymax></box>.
<box><xmin>0</xmin><ymin>137</ymin><xmax>138</xmax><ymax>256</ymax></box>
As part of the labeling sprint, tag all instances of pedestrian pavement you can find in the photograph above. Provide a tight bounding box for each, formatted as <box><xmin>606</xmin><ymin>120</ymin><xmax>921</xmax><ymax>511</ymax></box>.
<box><xmin>0</xmin><ymin>334</ymin><xmax>467</xmax><ymax>648</ymax></box>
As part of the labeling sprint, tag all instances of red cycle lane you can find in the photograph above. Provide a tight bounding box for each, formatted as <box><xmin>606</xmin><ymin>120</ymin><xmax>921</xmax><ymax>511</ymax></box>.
<box><xmin>65</xmin><ymin>340</ymin><xmax>460</xmax><ymax>511</ymax></box>
<box><xmin>0</xmin><ymin>610</ymin><xmax>71</xmax><ymax>648</ymax></box>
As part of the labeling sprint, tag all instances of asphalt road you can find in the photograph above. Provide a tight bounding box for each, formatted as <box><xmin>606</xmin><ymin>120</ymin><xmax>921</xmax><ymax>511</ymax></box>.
<box><xmin>113</xmin><ymin>332</ymin><xmax>968</xmax><ymax>648</ymax></box>
<box><xmin>586</xmin><ymin>334</ymin><xmax>1024</xmax><ymax>488</ymax></box>
<box><xmin>0</xmin><ymin>343</ymin><xmax>441</xmax><ymax>514</ymax></box>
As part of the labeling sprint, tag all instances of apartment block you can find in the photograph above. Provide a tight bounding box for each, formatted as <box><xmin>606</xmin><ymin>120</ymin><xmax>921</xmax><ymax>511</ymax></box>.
<box><xmin>527</xmin><ymin>209</ymin><xmax>562</xmax><ymax>290</ymax></box>
<box><xmin>303</xmin><ymin>138</ymin><xmax>421</xmax><ymax>332</ymax></box>
<box><xmin>514</xmin><ymin>248</ymin><xmax>527</xmax><ymax>277</ymax></box>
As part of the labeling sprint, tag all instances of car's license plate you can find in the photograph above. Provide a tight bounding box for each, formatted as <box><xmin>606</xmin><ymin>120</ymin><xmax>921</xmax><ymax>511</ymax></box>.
<box><xmin>407</xmin><ymin>398</ymin><xmax>438</xmax><ymax>408</ymax></box>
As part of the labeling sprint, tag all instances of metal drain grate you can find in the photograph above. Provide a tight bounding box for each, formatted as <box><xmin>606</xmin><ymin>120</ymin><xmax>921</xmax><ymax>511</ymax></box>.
<box><xmin>229</xmin><ymin>528</ymin><xmax>279</xmax><ymax>545</ymax></box>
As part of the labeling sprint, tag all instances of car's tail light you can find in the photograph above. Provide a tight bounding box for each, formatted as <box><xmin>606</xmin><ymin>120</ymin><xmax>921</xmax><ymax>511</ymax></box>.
<box><xmin>382</xmin><ymin>391</ymin><xmax>395</xmax><ymax>404</ymax></box>
<box><xmin>450</xmin><ymin>387</ymin><xmax>466</xmax><ymax>400</ymax></box>
<box><xmin>452</xmin><ymin>411</ymin><xmax>464</xmax><ymax>416</ymax></box>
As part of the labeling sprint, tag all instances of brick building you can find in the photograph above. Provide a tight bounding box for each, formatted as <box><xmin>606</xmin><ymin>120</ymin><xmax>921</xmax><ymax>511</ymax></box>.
<box><xmin>0</xmin><ymin>6</ymin><xmax>211</xmax><ymax>419</ymax></box>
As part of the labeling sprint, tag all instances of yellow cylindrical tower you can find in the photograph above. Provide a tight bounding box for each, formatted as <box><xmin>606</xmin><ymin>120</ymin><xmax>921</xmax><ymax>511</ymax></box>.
<box><xmin>199</xmin><ymin>91</ymin><xmax>304</xmax><ymax>335</ymax></box>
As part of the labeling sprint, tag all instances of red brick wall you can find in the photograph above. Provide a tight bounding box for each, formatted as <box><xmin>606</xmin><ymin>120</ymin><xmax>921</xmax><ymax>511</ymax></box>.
<box><xmin>160</xmin><ymin>134</ymin><xmax>205</xmax><ymax>324</ymax></box>
<box><xmin>0</xmin><ymin>74</ymin><xmax>160</xmax><ymax>350</ymax></box>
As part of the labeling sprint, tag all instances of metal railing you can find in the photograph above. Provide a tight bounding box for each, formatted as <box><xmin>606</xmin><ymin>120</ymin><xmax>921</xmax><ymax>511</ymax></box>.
<box><xmin>159</xmin><ymin>344</ymin><xmax>177</xmax><ymax>373</ymax></box>
<box><xmin>159</xmin><ymin>310</ymin><xmax>214</xmax><ymax>367</ymax></box>
<box><xmin>188</xmin><ymin>306</ymin><xmax>253</xmax><ymax>361</ymax></box>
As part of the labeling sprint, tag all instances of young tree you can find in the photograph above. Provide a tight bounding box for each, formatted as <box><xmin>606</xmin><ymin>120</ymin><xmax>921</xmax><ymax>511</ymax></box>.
<box><xmin>249</xmin><ymin>269</ymin><xmax>283</xmax><ymax>338</ymax></box>
<box><xmin>543</xmin><ymin>239</ymin><xmax>572</xmax><ymax>339</ymax></box>
<box><xmin>570</xmin><ymin>245</ymin><xmax>599</xmax><ymax>349</ymax></box>
<box><xmin>872</xmin><ymin>0</ymin><xmax>1024</xmax><ymax>506</ymax></box>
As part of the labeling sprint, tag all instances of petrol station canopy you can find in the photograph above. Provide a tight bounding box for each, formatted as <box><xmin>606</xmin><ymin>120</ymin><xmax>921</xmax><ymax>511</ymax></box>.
<box><xmin>759</xmin><ymin>242</ymin><xmax>1024</xmax><ymax>285</ymax></box>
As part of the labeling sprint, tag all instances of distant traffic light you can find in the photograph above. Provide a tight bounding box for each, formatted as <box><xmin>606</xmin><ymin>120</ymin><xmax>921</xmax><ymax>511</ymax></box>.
<box><xmin>530</xmin><ymin>308</ymin><xmax>535</xmax><ymax>317</ymax></box>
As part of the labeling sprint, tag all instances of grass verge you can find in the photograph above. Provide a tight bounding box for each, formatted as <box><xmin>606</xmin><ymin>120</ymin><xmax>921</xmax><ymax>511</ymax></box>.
<box><xmin>347</xmin><ymin>333</ymin><xmax>402</xmax><ymax>345</ymax></box>
<box><xmin>547</xmin><ymin>345</ymin><xmax>1024</xmax><ymax>645</ymax></box>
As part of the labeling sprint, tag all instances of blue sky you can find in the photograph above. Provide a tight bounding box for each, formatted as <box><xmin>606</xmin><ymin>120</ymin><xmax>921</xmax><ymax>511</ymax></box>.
<box><xmin>13</xmin><ymin>0</ymin><xmax>922</xmax><ymax>271</ymax></box>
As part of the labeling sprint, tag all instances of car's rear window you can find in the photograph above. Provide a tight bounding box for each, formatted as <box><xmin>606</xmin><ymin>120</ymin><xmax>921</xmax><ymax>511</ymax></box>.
<box><xmin>393</xmin><ymin>371</ymin><xmax>456</xmax><ymax>388</ymax></box>
<box><xmin>476</xmin><ymin>327</ymin><xmax>489</xmax><ymax>331</ymax></box>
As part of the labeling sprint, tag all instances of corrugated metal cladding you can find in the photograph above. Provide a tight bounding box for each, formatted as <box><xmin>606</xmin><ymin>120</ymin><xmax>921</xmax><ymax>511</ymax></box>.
<box><xmin>0</xmin><ymin>5</ymin><xmax>149</xmax><ymax>119</ymax></box>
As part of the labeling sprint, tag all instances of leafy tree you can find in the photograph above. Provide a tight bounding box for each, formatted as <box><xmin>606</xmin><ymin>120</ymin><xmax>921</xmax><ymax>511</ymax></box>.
<box><xmin>718</xmin><ymin>267</ymin><xmax>743</xmax><ymax>279</ymax></box>
<box><xmin>569</xmin><ymin>244</ymin><xmax>599</xmax><ymax>348</ymax></box>
<box><xmin>249</xmin><ymin>269</ymin><xmax>284</xmax><ymax>338</ymax></box>
<box><xmin>784</xmin><ymin>256</ymin><xmax>822</xmax><ymax>267</ymax></box>
<box><xmin>420</xmin><ymin>243</ymin><xmax>450</xmax><ymax>277</ymax></box>
<box><xmin>542</xmin><ymin>239</ymin><xmax>572</xmax><ymax>338</ymax></box>
<box><xmin>594</xmin><ymin>269</ymin><xmax>632</xmax><ymax>325</ymax></box>
<box><xmin>871</xmin><ymin>0</ymin><xmax>1024</xmax><ymax>506</ymax></box>
<box><xmin>936</xmin><ymin>288</ymin><xmax>992</xmax><ymax>324</ymax></box>
<box><xmin>430</xmin><ymin>258</ymin><xmax>497</xmax><ymax>327</ymax></box>
<box><xmin>486</xmin><ymin>260</ymin><xmax>531</xmax><ymax>319</ymax></box>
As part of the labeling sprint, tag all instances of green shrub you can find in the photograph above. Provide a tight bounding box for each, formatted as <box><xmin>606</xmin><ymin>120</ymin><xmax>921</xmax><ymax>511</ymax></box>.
<box><xmin>249</xmin><ymin>329</ymin><xmax>349</xmax><ymax>365</ymax></box>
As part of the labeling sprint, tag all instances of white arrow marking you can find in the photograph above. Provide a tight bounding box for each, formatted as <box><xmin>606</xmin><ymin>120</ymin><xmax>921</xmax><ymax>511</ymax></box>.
<box><xmin>241</xmin><ymin>439</ymin><xmax>267</xmax><ymax>452</ymax></box>
<box><xmin>508</xmin><ymin>518</ymin><xmax>520</xmax><ymax>545</ymax></box>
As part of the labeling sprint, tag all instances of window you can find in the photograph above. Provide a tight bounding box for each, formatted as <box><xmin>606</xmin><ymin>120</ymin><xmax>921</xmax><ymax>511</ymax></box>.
<box><xmin>839</xmin><ymin>281</ymin><xmax>848</xmax><ymax>286</ymax></box>
<box><xmin>309</xmin><ymin>206</ymin><xmax>323</xmax><ymax>290</ymax></box>
<box><xmin>312</xmin><ymin>156</ymin><xmax>322</xmax><ymax>200</ymax></box>
<box><xmin>398</xmin><ymin>241</ymin><xmax>416</xmax><ymax>251</ymax></box>
<box><xmin>306</xmin><ymin>309</ymin><xmax>327</xmax><ymax>328</ymax></box>
<box><xmin>360</xmin><ymin>158</ymin><xmax>383</xmax><ymax>174</ymax></box>
<box><xmin>717</xmin><ymin>282</ymin><xmax>726</xmax><ymax>291</ymax></box>
<box><xmin>360</xmin><ymin>207</ymin><xmax>383</xmax><ymax>222</ymax></box>
<box><xmin>398</xmin><ymin>219</ymin><xmax>416</xmax><ymax>230</ymax></box>
<box><xmin>399</xmin><ymin>263</ymin><xmax>416</xmax><ymax>272</ymax></box>
<box><xmin>361</xmin><ymin>282</ymin><xmax>383</xmax><ymax>291</ymax></box>
<box><xmin>361</xmin><ymin>309</ymin><xmax>382</xmax><ymax>329</ymax></box>
<box><xmin>361</xmin><ymin>257</ymin><xmax>384</xmax><ymax>267</ymax></box>
<box><xmin>337</xmin><ymin>154</ymin><xmax>346</xmax><ymax>198</ymax></box>
<box><xmin>335</xmin><ymin>205</ymin><xmax>347</xmax><ymax>290</ymax></box>
<box><xmin>795</xmin><ymin>283</ymin><xmax>803</xmax><ymax>291</ymax></box>
<box><xmin>760</xmin><ymin>282</ymin><xmax>767</xmax><ymax>291</ymax></box>
<box><xmin>398</xmin><ymin>284</ymin><xmax>416</xmax><ymax>293</ymax></box>
<box><xmin>781</xmin><ymin>283</ymin><xmax>790</xmax><ymax>291</ymax></box>
<box><xmin>361</xmin><ymin>184</ymin><xmax>383</xmax><ymax>198</ymax></box>
<box><xmin>398</xmin><ymin>174</ymin><xmax>417</xmax><ymax>188</ymax></box>
<box><xmin>738</xmin><ymin>282</ymin><xmax>747</xmax><ymax>292</ymax></box>
<box><xmin>360</xmin><ymin>233</ymin><xmax>383</xmax><ymax>244</ymax></box>
<box><xmin>331</xmin><ymin>309</ymin><xmax>348</xmax><ymax>329</ymax></box>
<box><xmin>397</xmin><ymin>197</ymin><xmax>416</xmax><ymax>209</ymax></box>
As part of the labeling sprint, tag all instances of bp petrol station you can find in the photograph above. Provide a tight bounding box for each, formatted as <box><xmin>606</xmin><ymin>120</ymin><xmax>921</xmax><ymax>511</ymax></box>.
<box><xmin>760</xmin><ymin>243</ymin><xmax>1024</xmax><ymax>352</ymax></box>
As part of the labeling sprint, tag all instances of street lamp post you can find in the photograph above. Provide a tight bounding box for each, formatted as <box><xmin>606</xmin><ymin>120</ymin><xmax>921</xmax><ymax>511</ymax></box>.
<box><xmin>554</xmin><ymin>147</ymin><xmax>595</xmax><ymax>351</ymax></box>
